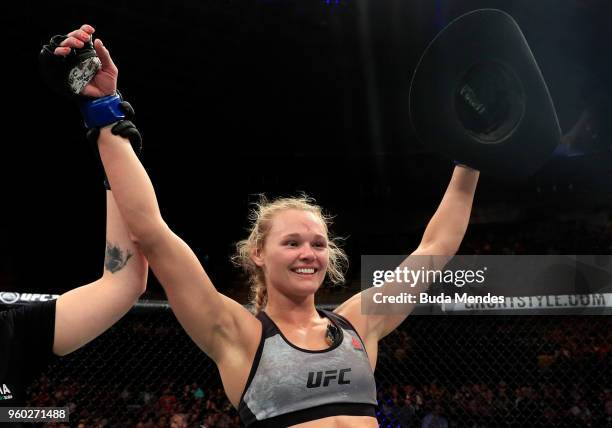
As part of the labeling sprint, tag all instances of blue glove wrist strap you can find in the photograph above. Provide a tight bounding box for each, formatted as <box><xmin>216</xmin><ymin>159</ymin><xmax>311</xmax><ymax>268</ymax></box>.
<box><xmin>79</xmin><ymin>94</ymin><xmax>124</xmax><ymax>128</ymax></box>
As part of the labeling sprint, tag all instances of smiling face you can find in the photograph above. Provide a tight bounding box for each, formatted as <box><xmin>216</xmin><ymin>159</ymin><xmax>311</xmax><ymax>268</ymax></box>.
<box><xmin>234</xmin><ymin>195</ymin><xmax>348</xmax><ymax>312</ymax></box>
<box><xmin>252</xmin><ymin>209</ymin><xmax>330</xmax><ymax>298</ymax></box>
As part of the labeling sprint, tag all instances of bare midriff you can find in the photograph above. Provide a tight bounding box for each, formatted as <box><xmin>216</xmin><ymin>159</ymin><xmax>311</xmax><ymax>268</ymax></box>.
<box><xmin>290</xmin><ymin>415</ymin><xmax>378</xmax><ymax>428</ymax></box>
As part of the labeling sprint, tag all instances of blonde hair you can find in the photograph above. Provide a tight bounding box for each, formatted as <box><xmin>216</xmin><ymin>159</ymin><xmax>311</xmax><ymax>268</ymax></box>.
<box><xmin>233</xmin><ymin>195</ymin><xmax>348</xmax><ymax>313</ymax></box>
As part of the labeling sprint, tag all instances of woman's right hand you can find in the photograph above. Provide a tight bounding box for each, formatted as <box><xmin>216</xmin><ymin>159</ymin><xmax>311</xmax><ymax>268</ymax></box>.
<box><xmin>54</xmin><ymin>24</ymin><xmax>118</xmax><ymax>98</ymax></box>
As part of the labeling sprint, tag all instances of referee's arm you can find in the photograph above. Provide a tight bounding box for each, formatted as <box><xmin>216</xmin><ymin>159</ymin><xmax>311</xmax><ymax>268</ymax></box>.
<box><xmin>52</xmin><ymin>191</ymin><xmax>148</xmax><ymax>356</ymax></box>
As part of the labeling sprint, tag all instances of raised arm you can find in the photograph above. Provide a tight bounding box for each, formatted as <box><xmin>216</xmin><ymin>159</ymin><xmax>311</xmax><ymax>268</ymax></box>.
<box><xmin>47</xmin><ymin>25</ymin><xmax>258</xmax><ymax>363</ymax></box>
<box><xmin>336</xmin><ymin>165</ymin><xmax>479</xmax><ymax>356</ymax></box>
<box><xmin>414</xmin><ymin>164</ymin><xmax>480</xmax><ymax>256</ymax></box>
<box><xmin>53</xmin><ymin>191</ymin><xmax>147</xmax><ymax>355</ymax></box>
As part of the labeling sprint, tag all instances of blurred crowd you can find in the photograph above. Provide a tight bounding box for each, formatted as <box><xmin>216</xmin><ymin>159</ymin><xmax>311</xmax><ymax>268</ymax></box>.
<box><xmin>377</xmin><ymin>382</ymin><xmax>612</xmax><ymax>428</ymax></box>
<box><xmin>29</xmin><ymin>316</ymin><xmax>610</xmax><ymax>428</ymax></box>
<box><xmin>32</xmin><ymin>379</ymin><xmax>612</xmax><ymax>428</ymax></box>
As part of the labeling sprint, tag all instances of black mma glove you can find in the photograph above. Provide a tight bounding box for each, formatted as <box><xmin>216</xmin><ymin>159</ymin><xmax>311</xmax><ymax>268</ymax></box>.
<box><xmin>40</xmin><ymin>33</ymin><xmax>143</xmax><ymax>190</ymax></box>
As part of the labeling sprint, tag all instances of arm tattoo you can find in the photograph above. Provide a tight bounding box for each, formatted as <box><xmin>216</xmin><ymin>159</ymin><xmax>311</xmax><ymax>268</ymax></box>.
<box><xmin>105</xmin><ymin>240</ymin><xmax>133</xmax><ymax>273</ymax></box>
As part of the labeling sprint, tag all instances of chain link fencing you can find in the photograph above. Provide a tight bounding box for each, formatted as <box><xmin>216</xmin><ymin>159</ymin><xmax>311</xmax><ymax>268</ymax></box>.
<box><xmin>20</xmin><ymin>304</ymin><xmax>611</xmax><ymax>428</ymax></box>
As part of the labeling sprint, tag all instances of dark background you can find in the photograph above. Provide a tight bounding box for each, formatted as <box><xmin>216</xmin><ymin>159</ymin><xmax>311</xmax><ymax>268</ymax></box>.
<box><xmin>2</xmin><ymin>0</ymin><xmax>611</xmax><ymax>300</ymax></box>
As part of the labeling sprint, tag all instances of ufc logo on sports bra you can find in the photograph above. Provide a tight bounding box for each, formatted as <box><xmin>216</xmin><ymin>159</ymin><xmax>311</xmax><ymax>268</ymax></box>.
<box><xmin>306</xmin><ymin>368</ymin><xmax>351</xmax><ymax>388</ymax></box>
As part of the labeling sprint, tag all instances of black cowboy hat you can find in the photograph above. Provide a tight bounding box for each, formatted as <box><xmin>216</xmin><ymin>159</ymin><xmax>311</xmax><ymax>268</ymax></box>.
<box><xmin>409</xmin><ymin>9</ymin><xmax>561</xmax><ymax>178</ymax></box>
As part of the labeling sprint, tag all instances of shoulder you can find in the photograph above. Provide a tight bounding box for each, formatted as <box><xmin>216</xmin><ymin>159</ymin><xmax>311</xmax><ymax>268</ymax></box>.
<box><xmin>322</xmin><ymin>309</ymin><xmax>359</xmax><ymax>332</ymax></box>
<box><xmin>332</xmin><ymin>293</ymin><xmax>379</xmax><ymax>341</ymax></box>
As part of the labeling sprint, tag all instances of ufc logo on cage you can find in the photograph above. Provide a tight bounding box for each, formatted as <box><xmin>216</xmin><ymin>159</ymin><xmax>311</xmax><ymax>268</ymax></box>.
<box><xmin>306</xmin><ymin>368</ymin><xmax>351</xmax><ymax>388</ymax></box>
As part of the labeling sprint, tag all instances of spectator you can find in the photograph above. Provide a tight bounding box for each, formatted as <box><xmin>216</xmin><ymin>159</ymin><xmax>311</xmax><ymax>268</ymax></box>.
<box><xmin>421</xmin><ymin>404</ymin><xmax>448</xmax><ymax>428</ymax></box>
<box><xmin>170</xmin><ymin>413</ymin><xmax>188</xmax><ymax>428</ymax></box>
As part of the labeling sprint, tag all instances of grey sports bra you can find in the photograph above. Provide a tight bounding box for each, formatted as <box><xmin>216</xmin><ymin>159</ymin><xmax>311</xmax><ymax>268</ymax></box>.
<box><xmin>237</xmin><ymin>309</ymin><xmax>377</xmax><ymax>427</ymax></box>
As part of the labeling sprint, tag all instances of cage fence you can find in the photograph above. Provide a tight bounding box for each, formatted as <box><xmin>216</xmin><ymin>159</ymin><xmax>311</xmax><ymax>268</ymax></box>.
<box><xmin>21</xmin><ymin>305</ymin><xmax>612</xmax><ymax>428</ymax></box>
